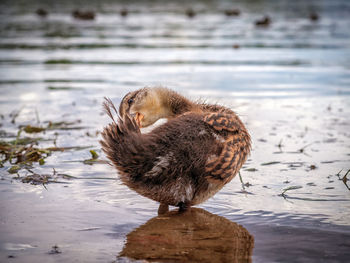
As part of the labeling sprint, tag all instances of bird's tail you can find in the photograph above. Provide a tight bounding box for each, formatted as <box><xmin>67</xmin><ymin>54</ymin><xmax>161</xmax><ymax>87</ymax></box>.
<box><xmin>100</xmin><ymin>98</ymin><xmax>147</xmax><ymax>179</ymax></box>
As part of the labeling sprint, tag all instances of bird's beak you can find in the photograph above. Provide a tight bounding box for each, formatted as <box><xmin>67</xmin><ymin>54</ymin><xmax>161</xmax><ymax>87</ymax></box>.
<box><xmin>133</xmin><ymin>112</ymin><xmax>144</xmax><ymax>128</ymax></box>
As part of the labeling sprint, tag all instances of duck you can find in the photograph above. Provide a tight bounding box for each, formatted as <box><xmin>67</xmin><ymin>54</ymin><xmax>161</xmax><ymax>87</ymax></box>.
<box><xmin>100</xmin><ymin>87</ymin><xmax>251</xmax><ymax>213</ymax></box>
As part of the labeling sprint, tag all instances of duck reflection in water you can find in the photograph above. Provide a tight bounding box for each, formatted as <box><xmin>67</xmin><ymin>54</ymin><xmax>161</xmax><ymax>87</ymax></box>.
<box><xmin>119</xmin><ymin>208</ymin><xmax>254</xmax><ymax>263</ymax></box>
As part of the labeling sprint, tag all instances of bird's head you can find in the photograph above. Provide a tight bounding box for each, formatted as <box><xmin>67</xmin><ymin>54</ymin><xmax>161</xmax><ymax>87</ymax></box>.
<box><xmin>119</xmin><ymin>87</ymin><xmax>173</xmax><ymax>128</ymax></box>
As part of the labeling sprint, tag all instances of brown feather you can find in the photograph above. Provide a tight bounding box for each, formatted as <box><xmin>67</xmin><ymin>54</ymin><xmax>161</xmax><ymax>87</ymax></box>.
<box><xmin>100</xmin><ymin>88</ymin><xmax>251</xmax><ymax>208</ymax></box>
<box><xmin>103</xmin><ymin>97</ymin><xmax>119</xmax><ymax>125</ymax></box>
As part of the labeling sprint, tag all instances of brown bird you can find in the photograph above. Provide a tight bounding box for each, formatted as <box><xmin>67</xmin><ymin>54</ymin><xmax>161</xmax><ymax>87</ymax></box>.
<box><xmin>100</xmin><ymin>87</ymin><xmax>251</xmax><ymax>213</ymax></box>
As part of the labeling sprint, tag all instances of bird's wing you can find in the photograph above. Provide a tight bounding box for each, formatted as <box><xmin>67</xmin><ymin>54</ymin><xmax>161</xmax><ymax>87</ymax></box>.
<box><xmin>204</xmin><ymin>112</ymin><xmax>242</xmax><ymax>132</ymax></box>
<box><xmin>203</xmin><ymin>112</ymin><xmax>250</xmax><ymax>182</ymax></box>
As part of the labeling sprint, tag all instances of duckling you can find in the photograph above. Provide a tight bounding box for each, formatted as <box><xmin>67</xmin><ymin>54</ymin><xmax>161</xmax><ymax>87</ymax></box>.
<box><xmin>100</xmin><ymin>87</ymin><xmax>251</xmax><ymax>213</ymax></box>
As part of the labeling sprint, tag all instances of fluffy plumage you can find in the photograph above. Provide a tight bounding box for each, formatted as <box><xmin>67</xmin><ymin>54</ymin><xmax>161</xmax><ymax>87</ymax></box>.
<box><xmin>100</xmin><ymin>87</ymin><xmax>251</xmax><ymax>211</ymax></box>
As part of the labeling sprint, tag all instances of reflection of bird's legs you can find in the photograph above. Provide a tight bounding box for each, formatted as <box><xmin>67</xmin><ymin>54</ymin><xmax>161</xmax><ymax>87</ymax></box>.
<box><xmin>158</xmin><ymin>203</ymin><xmax>169</xmax><ymax>215</ymax></box>
<box><xmin>178</xmin><ymin>201</ymin><xmax>190</xmax><ymax>213</ymax></box>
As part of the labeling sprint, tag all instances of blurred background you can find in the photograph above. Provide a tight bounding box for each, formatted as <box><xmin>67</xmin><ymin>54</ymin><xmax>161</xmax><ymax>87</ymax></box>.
<box><xmin>0</xmin><ymin>0</ymin><xmax>349</xmax><ymax>106</ymax></box>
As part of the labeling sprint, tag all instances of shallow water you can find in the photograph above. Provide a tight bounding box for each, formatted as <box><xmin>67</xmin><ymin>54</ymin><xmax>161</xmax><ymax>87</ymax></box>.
<box><xmin>0</xmin><ymin>0</ymin><xmax>350</xmax><ymax>262</ymax></box>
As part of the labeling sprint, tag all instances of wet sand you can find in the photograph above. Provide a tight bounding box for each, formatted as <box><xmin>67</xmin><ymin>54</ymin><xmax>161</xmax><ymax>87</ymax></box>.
<box><xmin>1</xmin><ymin>96</ymin><xmax>349</xmax><ymax>262</ymax></box>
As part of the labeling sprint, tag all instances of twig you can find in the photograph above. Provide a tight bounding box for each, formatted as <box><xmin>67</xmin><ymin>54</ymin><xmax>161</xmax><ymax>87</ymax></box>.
<box><xmin>35</xmin><ymin>108</ymin><xmax>40</xmax><ymax>124</ymax></box>
<box><xmin>10</xmin><ymin>107</ymin><xmax>24</xmax><ymax>124</ymax></box>
<box><xmin>238</xmin><ymin>171</ymin><xmax>245</xmax><ymax>191</ymax></box>
<box><xmin>281</xmin><ymin>185</ymin><xmax>303</xmax><ymax>198</ymax></box>
<box><xmin>341</xmin><ymin>169</ymin><xmax>350</xmax><ymax>190</ymax></box>
<box><xmin>298</xmin><ymin>143</ymin><xmax>313</xmax><ymax>153</ymax></box>
<box><xmin>277</xmin><ymin>139</ymin><xmax>283</xmax><ymax>151</ymax></box>
<box><xmin>9</xmin><ymin>128</ymin><xmax>23</xmax><ymax>163</ymax></box>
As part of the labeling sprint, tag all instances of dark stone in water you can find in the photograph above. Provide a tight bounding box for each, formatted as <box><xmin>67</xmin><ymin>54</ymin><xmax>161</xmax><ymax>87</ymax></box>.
<box><xmin>224</xmin><ymin>9</ymin><xmax>240</xmax><ymax>16</ymax></box>
<box><xmin>310</xmin><ymin>12</ymin><xmax>319</xmax><ymax>21</ymax></box>
<box><xmin>36</xmin><ymin>8</ymin><xmax>48</xmax><ymax>17</ymax></box>
<box><xmin>233</xmin><ymin>44</ymin><xmax>240</xmax><ymax>49</ymax></box>
<box><xmin>72</xmin><ymin>10</ymin><xmax>95</xmax><ymax>20</ymax></box>
<box><xmin>186</xmin><ymin>8</ymin><xmax>196</xmax><ymax>18</ymax></box>
<box><xmin>255</xmin><ymin>16</ymin><xmax>271</xmax><ymax>27</ymax></box>
<box><xmin>49</xmin><ymin>245</ymin><xmax>62</xmax><ymax>254</ymax></box>
<box><xmin>120</xmin><ymin>8</ymin><xmax>128</xmax><ymax>17</ymax></box>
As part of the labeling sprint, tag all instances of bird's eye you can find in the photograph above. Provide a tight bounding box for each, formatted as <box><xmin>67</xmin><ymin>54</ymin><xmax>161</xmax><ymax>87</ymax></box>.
<box><xmin>127</xmin><ymin>98</ymin><xmax>134</xmax><ymax>104</ymax></box>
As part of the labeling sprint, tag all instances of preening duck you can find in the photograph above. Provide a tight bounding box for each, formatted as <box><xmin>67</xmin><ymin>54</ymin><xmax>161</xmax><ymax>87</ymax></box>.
<box><xmin>100</xmin><ymin>87</ymin><xmax>251</xmax><ymax>213</ymax></box>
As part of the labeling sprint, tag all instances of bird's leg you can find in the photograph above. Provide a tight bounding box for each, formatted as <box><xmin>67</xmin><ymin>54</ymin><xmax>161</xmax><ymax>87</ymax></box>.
<box><xmin>158</xmin><ymin>203</ymin><xmax>169</xmax><ymax>215</ymax></box>
<box><xmin>178</xmin><ymin>201</ymin><xmax>190</xmax><ymax>213</ymax></box>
